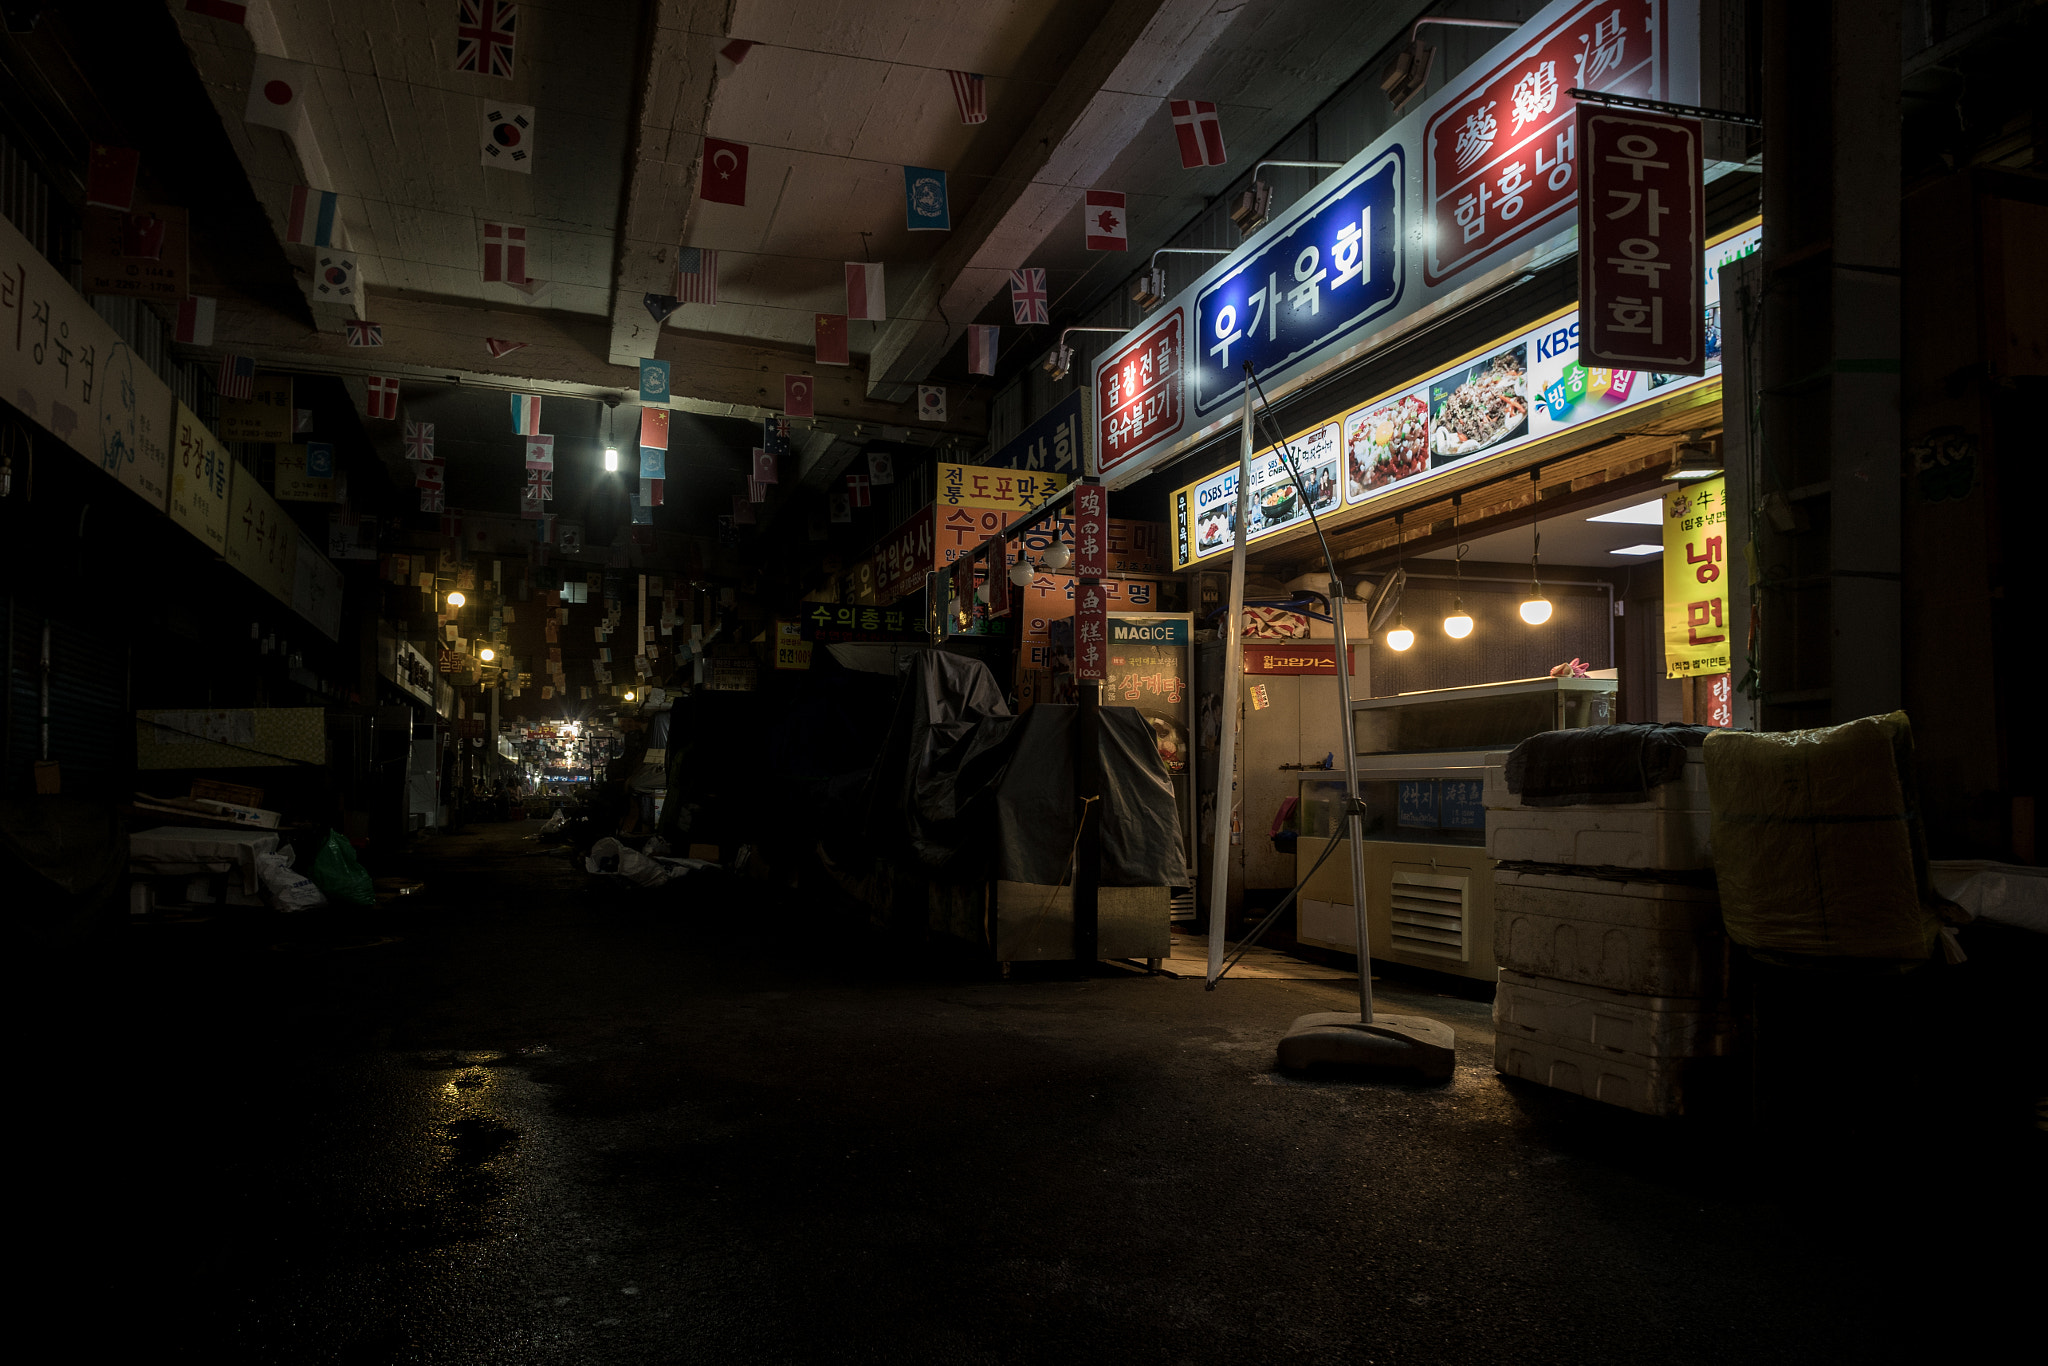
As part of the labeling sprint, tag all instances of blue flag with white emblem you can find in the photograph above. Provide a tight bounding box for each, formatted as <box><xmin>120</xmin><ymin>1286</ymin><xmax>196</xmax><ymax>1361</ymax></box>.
<box><xmin>638</xmin><ymin>357</ymin><xmax>670</xmax><ymax>405</ymax></box>
<box><xmin>904</xmin><ymin>166</ymin><xmax>950</xmax><ymax>232</ymax></box>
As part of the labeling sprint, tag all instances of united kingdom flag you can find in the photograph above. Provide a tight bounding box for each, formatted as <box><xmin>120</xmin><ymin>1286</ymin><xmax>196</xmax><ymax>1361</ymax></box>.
<box><xmin>1009</xmin><ymin>267</ymin><xmax>1048</xmax><ymax>325</ymax></box>
<box><xmin>405</xmin><ymin>420</ymin><xmax>435</xmax><ymax>460</ymax></box>
<box><xmin>454</xmin><ymin>1</ymin><xmax>518</xmax><ymax>79</ymax></box>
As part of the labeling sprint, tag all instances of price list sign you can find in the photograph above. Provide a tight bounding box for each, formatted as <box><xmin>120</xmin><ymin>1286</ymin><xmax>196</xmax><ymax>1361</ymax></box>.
<box><xmin>1075</xmin><ymin>582</ymin><xmax>1108</xmax><ymax>682</ymax></box>
<box><xmin>1072</xmin><ymin>483</ymin><xmax>1107</xmax><ymax>578</ymax></box>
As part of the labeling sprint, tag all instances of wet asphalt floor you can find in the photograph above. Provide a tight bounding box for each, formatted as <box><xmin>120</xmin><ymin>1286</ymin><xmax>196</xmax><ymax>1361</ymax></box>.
<box><xmin>48</xmin><ymin>820</ymin><xmax>2040</xmax><ymax>1363</ymax></box>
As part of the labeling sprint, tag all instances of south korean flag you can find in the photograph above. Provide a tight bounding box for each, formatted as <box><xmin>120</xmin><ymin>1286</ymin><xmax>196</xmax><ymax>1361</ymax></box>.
<box><xmin>481</xmin><ymin>103</ymin><xmax>536</xmax><ymax>173</ymax></box>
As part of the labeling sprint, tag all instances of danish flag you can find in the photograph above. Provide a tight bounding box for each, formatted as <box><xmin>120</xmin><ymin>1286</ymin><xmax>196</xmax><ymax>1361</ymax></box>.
<box><xmin>366</xmin><ymin>375</ymin><xmax>399</xmax><ymax>420</ymax></box>
<box><xmin>1169</xmin><ymin>99</ymin><xmax>1227</xmax><ymax>168</ymax></box>
<box><xmin>483</xmin><ymin>222</ymin><xmax>528</xmax><ymax>284</ymax></box>
<box><xmin>846</xmin><ymin>472</ymin><xmax>871</xmax><ymax>507</ymax></box>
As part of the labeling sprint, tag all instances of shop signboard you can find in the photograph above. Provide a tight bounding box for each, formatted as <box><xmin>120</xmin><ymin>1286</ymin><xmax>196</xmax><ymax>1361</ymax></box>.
<box><xmin>0</xmin><ymin>209</ymin><xmax>173</xmax><ymax>511</ymax></box>
<box><xmin>1661</xmin><ymin>474</ymin><xmax>1730</xmax><ymax>679</ymax></box>
<box><xmin>1425</xmin><ymin>0</ymin><xmax>1662</xmax><ymax>285</ymax></box>
<box><xmin>274</xmin><ymin>443</ymin><xmax>338</xmax><ymax>501</ymax></box>
<box><xmin>1169</xmin><ymin>222</ymin><xmax>1758</xmax><ymax>570</ymax></box>
<box><xmin>1578</xmin><ymin>107</ymin><xmax>1706</xmax><ymax>373</ymax></box>
<box><xmin>990</xmin><ymin>388</ymin><xmax>1086</xmax><ymax>475</ymax></box>
<box><xmin>169</xmin><ymin>401</ymin><xmax>232</xmax><ymax>553</ymax></box>
<box><xmin>292</xmin><ymin>529</ymin><xmax>344</xmax><ymax>641</ymax></box>
<box><xmin>797</xmin><ymin>603</ymin><xmax>918</xmax><ymax>642</ymax></box>
<box><xmin>1106</xmin><ymin>614</ymin><xmax>1192</xmax><ymax>773</ymax></box>
<box><xmin>1072</xmin><ymin>484</ymin><xmax>1107</xmax><ymax>578</ymax></box>
<box><xmin>937</xmin><ymin>459</ymin><xmax>1067</xmax><ymax>512</ymax></box>
<box><xmin>225</xmin><ymin>472</ymin><xmax>299</xmax><ymax>606</ymax></box>
<box><xmin>1074</xmin><ymin>583</ymin><xmax>1108</xmax><ymax>681</ymax></box>
<box><xmin>1095</xmin><ymin>308</ymin><xmax>1184</xmax><ymax>479</ymax></box>
<box><xmin>1194</xmin><ymin>150</ymin><xmax>1403</xmax><ymax>415</ymax></box>
<box><xmin>218</xmin><ymin>374</ymin><xmax>294</xmax><ymax>443</ymax></box>
<box><xmin>872</xmin><ymin>505</ymin><xmax>935</xmax><ymax>601</ymax></box>
<box><xmin>1242</xmin><ymin>643</ymin><xmax>1357</xmax><ymax>675</ymax></box>
<box><xmin>81</xmin><ymin>204</ymin><xmax>189</xmax><ymax>302</ymax></box>
<box><xmin>773</xmin><ymin>620</ymin><xmax>813</xmax><ymax>669</ymax></box>
<box><xmin>1095</xmin><ymin>0</ymin><xmax>1699</xmax><ymax>489</ymax></box>
<box><xmin>389</xmin><ymin>640</ymin><xmax>436</xmax><ymax>705</ymax></box>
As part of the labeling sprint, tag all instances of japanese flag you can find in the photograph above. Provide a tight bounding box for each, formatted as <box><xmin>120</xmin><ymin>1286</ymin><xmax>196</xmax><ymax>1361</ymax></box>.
<box><xmin>246</xmin><ymin>56</ymin><xmax>313</xmax><ymax>135</ymax></box>
<box><xmin>1084</xmin><ymin>190</ymin><xmax>1127</xmax><ymax>251</ymax></box>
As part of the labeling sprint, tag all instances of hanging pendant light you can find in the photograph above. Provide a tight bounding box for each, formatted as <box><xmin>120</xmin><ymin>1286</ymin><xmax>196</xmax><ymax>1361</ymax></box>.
<box><xmin>1520</xmin><ymin>522</ymin><xmax>1553</xmax><ymax>625</ymax></box>
<box><xmin>1442</xmin><ymin>501</ymin><xmax>1474</xmax><ymax>639</ymax></box>
<box><xmin>1384</xmin><ymin>613</ymin><xmax>1415</xmax><ymax>651</ymax></box>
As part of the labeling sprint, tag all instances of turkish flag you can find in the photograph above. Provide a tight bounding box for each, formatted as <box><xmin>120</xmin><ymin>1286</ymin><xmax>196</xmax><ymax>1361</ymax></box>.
<box><xmin>785</xmin><ymin>373</ymin><xmax>815</xmax><ymax>417</ymax></box>
<box><xmin>700</xmin><ymin>137</ymin><xmax>749</xmax><ymax>206</ymax></box>
<box><xmin>815</xmin><ymin>313</ymin><xmax>849</xmax><ymax>366</ymax></box>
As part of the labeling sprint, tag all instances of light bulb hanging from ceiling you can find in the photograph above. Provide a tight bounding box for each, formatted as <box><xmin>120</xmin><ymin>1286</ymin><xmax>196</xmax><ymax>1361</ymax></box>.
<box><xmin>1520</xmin><ymin>521</ymin><xmax>1553</xmax><ymax>625</ymax></box>
<box><xmin>603</xmin><ymin>399</ymin><xmax>619</xmax><ymax>472</ymax></box>
<box><xmin>1443</xmin><ymin>499</ymin><xmax>1474</xmax><ymax>639</ymax></box>
<box><xmin>1384</xmin><ymin>613</ymin><xmax>1415</xmax><ymax>651</ymax></box>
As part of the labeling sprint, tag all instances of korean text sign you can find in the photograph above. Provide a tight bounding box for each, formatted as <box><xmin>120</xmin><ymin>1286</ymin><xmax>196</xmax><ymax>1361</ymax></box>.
<box><xmin>1195</xmin><ymin>150</ymin><xmax>1403</xmax><ymax>414</ymax></box>
<box><xmin>1662</xmin><ymin>475</ymin><xmax>1730</xmax><ymax>678</ymax></box>
<box><xmin>1578</xmin><ymin>108</ymin><xmax>1705</xmax><ymax>373</ymax></box>
<box><xmin>169</xmin><ymin>401</ymin><xmax>232</xmax><ymax>553</ymax></box>
<box><xmin>990</xmin><ymin>388</ymin><xmax>1086</xmax><ymax>475</ymax></box>
<box><xmin>1072</xmin><ymin>484</ymin><xmax>1107</xmax><ymax>578</ymax></box>
<box><xmin>1426</xmin><ymin>0</ymin><xmax>1660</xmax><ymax>284</ymax></box>
<box><xmin>1096</xmin><ymin>309</ymin><xmax>1184</xmax><ymax>478</ymax></box>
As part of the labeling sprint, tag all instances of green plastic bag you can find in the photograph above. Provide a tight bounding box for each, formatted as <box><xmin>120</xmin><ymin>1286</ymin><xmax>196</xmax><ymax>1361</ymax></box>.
<box><xmin>309</xmin><ymin>830</ymin><xmax>376</xmax><ymax>907</ymax></box>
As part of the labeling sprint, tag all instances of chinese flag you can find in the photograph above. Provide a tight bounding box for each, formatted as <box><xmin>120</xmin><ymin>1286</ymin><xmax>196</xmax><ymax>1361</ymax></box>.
<box><xmin>815</xmin><ymin>313</ymin><xmax>849</xmax><ymax>366</ymax></box>
<box><xmin>700</xmin><ymin>137</ymin><xmax>749</xmax><ymax>206</ymax></box>
<box><xmin>639</xmin><ymin>406</ymin><xmax>669</xmax><ymax>450</ymax></box>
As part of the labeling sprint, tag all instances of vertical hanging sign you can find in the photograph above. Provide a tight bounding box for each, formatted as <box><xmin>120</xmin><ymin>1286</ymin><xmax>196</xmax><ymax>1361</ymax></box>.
<box><xmin>1072</xmin><ymin>484</ymin><xmax>1107</xmax><ymax>579</ymax></box>
<box><xmin>1662</xmin><ymin>475</ymin><xmax>1730</xmax><ymax>678</ymax></box>
<box><xmin>1075</xmin><ymin>582</ymin><xmax>1108</xmax><ymax>682</ymax></box>
<box><xmin>1578</xmin><ymin>105</ymin><xmax>1705</xmax><ymax>374</ymax></box>
<box><xmin>1095</xmin><ymin>309</ymin><xmax>1185</xmax><ymax>480</ymax></box>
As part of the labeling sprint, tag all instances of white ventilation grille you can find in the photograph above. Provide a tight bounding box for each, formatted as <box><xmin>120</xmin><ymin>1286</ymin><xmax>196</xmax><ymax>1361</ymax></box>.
<box><xmin>1389</xmin><ymin>868</ymin><xmax>1469</xmax><ymax>961</ymax></box>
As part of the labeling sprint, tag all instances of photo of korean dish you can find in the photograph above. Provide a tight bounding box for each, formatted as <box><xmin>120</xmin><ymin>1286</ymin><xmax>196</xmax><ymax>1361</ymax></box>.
<box><xmin>1195</xmin><ymin>503</ymin><xmax>1235</xmax><ymax>554</ymax></box>
<box><xmin>1346</xmin><ymin>391</ymin><xmax>1430</xmax><ymax>496</ymax></box>
<box><xmin>1429</xmin><ymin>343</ymin><xmax>1529</xmax><ymax>464</ymax></box>
<box><xmin>1252</xmin><ymin>458</ymin><xmax>1338</xmax><ymax>531</ymax></box>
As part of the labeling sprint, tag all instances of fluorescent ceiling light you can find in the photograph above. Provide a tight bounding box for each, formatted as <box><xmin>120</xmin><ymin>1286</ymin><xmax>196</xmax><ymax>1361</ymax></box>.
<box><xmin>1587</xmin><ymin>500</ymin><xmax>1664</xmax><ymax>525</ymax></box>
<box><xmin>1609</xmin><ymin>543</ymin><xmax>1664</xmax><ymax>556</ymax></box>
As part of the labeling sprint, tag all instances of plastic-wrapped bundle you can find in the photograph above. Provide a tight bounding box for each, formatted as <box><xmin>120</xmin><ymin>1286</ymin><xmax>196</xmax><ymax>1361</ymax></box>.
<box><xmin>1703</xmin><ymin>712</ymin><xmax>1942</xmax><ymax>962</ymax></box>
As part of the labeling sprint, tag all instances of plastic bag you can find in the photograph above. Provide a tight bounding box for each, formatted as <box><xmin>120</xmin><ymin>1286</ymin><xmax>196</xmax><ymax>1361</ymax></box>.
<box><xmin>258</xmin><ymin>850</ymin><xmax>327</xmax><ymax>911</ymax></box>
<box><xmin>1704</xmin><ymin>712</ymin><xmax>1940</xmax><ymax>961</ymax></box>
<box><xmin>539</xmin><ymin>811</ymin><xmax>568</xmax><ymax>835</ymax></box>
<box><xmin>308</xmin><ymin>830</ymin><xmax>376</xmax><ymax>906</ymax></box>
<box><xmin>585</xmin><ymin>836</ymin><xmax>672</xmax><ymax>887</ymax></box>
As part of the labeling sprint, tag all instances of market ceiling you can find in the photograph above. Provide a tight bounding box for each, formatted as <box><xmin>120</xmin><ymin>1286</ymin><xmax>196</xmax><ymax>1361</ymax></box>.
<box><xmin>164</xmin><ymin>0</ymin><xmax>1428</xmax><ymax>464</ymax></box>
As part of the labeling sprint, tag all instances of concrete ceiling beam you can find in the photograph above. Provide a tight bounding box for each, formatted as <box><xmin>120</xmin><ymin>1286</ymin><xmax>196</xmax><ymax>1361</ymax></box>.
<box><xmin>604</xmin><ymin>0</ymin><xmax>733</xmax><ymax>373</ymax></box>
<box><xmin>862</xmin><ymin>0</ymin><xmax>1240</xmax><ymax>403</ymax></box>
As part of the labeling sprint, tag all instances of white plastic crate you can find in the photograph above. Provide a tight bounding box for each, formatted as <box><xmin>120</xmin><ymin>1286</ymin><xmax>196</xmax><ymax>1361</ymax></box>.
<box><xmin>1493</xmin><ymin>970</ymin><xmax>1733</xmax><ymax>1059</ymax></box>
<box><xmin>1493</xmin><ymin>1028</ymin><xmax>1703</xmax><ymax>1118</ymax></box>
<box><xmin>1484</xmin><ymin>804</ymin><xmax>1712</xmax><ymax>869</ymax></box>
<box><xmin>1494</xmin><ymin>869</ymin><xmax>1726</xmax><ymax>996</ymax></box>
<box><xmin>1482</xmin><ymin>750</ymin><xmax>1707</xmax><ymax>811</ymax></box>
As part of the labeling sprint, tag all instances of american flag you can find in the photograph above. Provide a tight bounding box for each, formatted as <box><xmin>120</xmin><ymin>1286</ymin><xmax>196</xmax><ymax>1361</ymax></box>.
<box><xmin>345</xmin><ymin>319</ymin><xmax>383</xmax><ymax>346</ymax></box>
<box><xmin>217</xmin><ymin>355</ymin><xmax>255</xmax><ymax>399</ymax></box>
<box><xmin>1009</xmin><ymin>268</ymin><xmax>1048</xmax><ymax>324</ymax></box>
<box><xmin>846</xmin><ymin>472</ymin><xmax>871</xmax><ymax>507</ymax></box>
<box><xmin>405</xmin><ymin>420</ymin><xmax>435</xmax><ymax>460</ymax></box>
<box><xmin>675</xmin><ymin>247</ymin><xmax>718</xmax><ymax>305</ymax></box>
<box><xmin>948</xmin><ymin>71</ymin><xmax>987</xmax><ymax>124</ymax></box>
<box><xmin>455</xmin><ymin>0</ymin><xmax>518</xmax><ymax>79</ymax></box>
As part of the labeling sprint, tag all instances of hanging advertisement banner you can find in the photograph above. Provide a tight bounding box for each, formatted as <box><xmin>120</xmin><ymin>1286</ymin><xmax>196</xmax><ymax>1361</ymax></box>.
<box><xmin>1096</xmin><ymin>0</ymin><xmax>1699</xmax><ymax>489</ymax></box>
<box><xmin>1662</xmin><ymin>475</ymin><xmax>1730</xmax><ymax>678</ymax></box>
<box><xmin>1578</xmin><ymin>107</ymin><xmax>1706</xmax><ymax>374</ymax></box>
<box><xmin>1074</xmin><ymin>582</ymin><xmax>1108</xmax><ymax>681</ymax></box>
<box><xmin>0</xmin><ymin>209</ymin><xmax>172</xmax><ymax>511</ymax></box>
<box><xmin>989</xmin><ymin>388</ymin><xmax>1087</xmax><ymax>475</ymax></box>
<box><xmin>1072</xmin><ymin>484</ymin><xmax>1108</xmax><ymax>578</ymax></box>
<box><xmin>1168</xmin><ymin>222</ymin><xmax>1757</xmax><ymax>570</ymax></box>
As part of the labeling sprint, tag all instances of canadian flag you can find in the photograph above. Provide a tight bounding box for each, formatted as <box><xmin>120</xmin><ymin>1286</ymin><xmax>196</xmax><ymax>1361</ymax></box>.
<box><xmin>1169</xmin><ymin>100</ymin><xmax>1227</xmax><ymax>168</ymax></box>
<box><xmin>1084</xmin><ymin>190</ymin><xmax>1127</xmax><ymax>251</ymax></box>
<box><xmin>483</xmin><ymin>222</ymin><xmax>529</xmax><ymax>284</ymax></box>
<box><xmin>366</xmin><ymin>375</ymin><xmax>399</xmax><ymax>421</ymax></box>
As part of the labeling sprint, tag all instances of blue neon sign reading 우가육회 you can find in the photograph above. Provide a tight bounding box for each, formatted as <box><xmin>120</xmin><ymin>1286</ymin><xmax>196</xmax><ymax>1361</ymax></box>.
<box><xmin>1194</xmin><ymin>149</ymin><xmax>1405</xmax><ymax>414</ymax></box>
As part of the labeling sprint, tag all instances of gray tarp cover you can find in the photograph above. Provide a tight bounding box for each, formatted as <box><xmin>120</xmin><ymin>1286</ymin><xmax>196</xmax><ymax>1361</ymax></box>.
<box><xmin>859</xmin><ymin>652</ymin><xmax>1188</xmax><ymax>890</ymax></box>
<box><xmin>994</xmin><ymin>704</ymin><xmax>1190</xmax><ymax>889</ymax></box>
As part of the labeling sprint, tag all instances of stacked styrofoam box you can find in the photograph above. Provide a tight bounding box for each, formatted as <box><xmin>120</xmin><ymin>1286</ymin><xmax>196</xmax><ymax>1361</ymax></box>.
<box><xmin>1484</xmin><ymin>750</ymin><xmax>1733</xmax><ymax>1117</ymax></box>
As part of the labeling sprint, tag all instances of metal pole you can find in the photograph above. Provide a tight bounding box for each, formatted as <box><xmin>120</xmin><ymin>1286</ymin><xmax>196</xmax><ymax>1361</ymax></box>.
<box><xmin>1204</xmin><ymin>396</ymin><xmax>1254</xmax><ymax>985</ymax></box>
<box><xmin>1324</xmin><ymin>574</ymin><xmax>1375</xmax><ymax>1024</ymax></box>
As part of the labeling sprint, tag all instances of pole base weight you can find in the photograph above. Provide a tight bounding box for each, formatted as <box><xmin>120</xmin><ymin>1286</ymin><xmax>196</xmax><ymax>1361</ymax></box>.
<box><xmin>1276</xmin><ymin>1012</ymin><xmax>1457</xmax><ymax>1080</ymax></box>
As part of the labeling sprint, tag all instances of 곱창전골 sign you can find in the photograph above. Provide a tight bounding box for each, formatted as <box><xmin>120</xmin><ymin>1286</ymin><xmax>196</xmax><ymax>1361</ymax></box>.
<box><xmin>1096</xmin><ymin>308</ymin><xmax>1184</xmax><ymax>479</ymax></box>
<box><xmin>1578</xmin><ymin>106</ymin><xmax>1705</xmax><ymax>374</ymax></box>
<box><xmin>1662</xmin><ymin>475</ymin><xmax>1730</xmax><ymax>678</ymax></box>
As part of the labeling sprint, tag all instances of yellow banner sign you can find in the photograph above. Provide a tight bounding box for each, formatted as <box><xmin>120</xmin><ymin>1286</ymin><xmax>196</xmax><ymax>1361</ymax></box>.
<box><xmin>1662</xmin><ymin>476</ymin><xmax>1732</xmax><ymax>679</ymax></box>
<box><xmin>274</xmin><ymin>444</ymin><xmax>336</xmax><ymax>502</ymax></box>
<box><xmin>219</xmin><ymin>374</ymin><xmax>294</xmax><ymax>443</ymax></box>
<box><xmin>169</xmin><ymin>402</ymin><xmax>232</xmax><ymax>554</ymax></box>
<box><xmin>773</xmin><ymin>620</ymin><xmax>813</xmax><ymax>670</ymax></box>
<box><xmin>935</xmin><ymin>460</ymin><xmax>1066</xmax><ymax>512</ymax></box>
<box><xmin>226</xmin><ymin>474</ymin><xmax>299</xmax><ymax>606</ymax></box>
